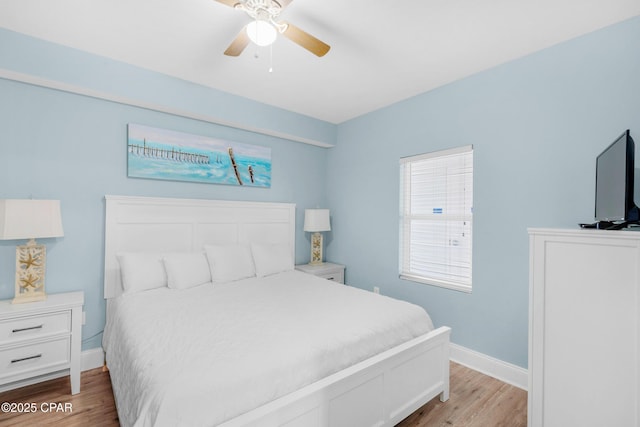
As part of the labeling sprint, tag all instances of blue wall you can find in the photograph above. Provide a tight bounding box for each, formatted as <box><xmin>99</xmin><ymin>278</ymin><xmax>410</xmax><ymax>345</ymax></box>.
<box><xmin>2</xmin><ymin>16</ymin><xmax>640</xmax><ymax>368</ymax></box>
<box><xmin>327</xmin><ymin>16</ymin><xmax>640</xmax><ymax>368</ymax></box>
<box><xmin>0</xmin><ymin>30</ymin><xmax>333</xmax><ymax>350</ymax></box>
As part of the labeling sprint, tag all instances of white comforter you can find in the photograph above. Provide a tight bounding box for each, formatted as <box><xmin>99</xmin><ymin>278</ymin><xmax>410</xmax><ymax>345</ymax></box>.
<box><xmin>103</xmin><ymin>270</ymin><xmax>434</xmax><ymax>427</ymax></box>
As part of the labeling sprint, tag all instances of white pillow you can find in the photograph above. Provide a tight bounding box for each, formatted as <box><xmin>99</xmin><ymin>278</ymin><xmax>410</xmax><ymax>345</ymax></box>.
<box><xmin>117</xmin><ymin>253</ymin><xmax>167</xmax><ymax>294</ymax></box>
<box><xmin>251</xmin><ymin>243</ymin><xmax>294</xmax><ymax>277</ymax></box>
<box><xmin>163</xmin><ymin>252</ymin><xmax>212</xmax><ymax>290</ymax></box>
<box><xmin>204</xmin><ymin>244</ymin><xmax>256</xmax><ymax>284</ymax></box>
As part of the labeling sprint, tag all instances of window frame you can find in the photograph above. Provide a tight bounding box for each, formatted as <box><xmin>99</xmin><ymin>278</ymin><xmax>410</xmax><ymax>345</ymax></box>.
<box><xmin>399</xmin><ymin>145</ymin><xmax>474</xmax><ymax>293</ymax></box>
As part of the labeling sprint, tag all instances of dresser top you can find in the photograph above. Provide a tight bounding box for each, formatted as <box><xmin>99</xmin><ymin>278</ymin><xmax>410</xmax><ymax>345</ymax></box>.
<box><xmin>528</xmin><ymin>227</ymin><xmax>640</xmax><ymax>238</ymax></box>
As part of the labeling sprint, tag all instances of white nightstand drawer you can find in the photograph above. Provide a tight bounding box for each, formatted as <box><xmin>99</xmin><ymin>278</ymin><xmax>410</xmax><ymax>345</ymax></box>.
<box><xmin>318</xmin><ymin>271</ymin><xmax>344</xmax><ymax>283</ymax></box>
<box><xmin>295</xmin><ymin>263</ymin><xmax>346</xmax><ymax>284</ymax></box>
<box><xmin>0</xmin><ymin>337</ymin><xmax>71</xmax><ymax>382</ymax></box>
<box><xmin>0</xmin><ymin>311</ymin><xmax>71</xmax><ymax>345</ymax></box>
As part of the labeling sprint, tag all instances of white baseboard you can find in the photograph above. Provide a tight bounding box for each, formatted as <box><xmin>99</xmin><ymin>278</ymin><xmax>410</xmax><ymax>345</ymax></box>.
<box><xmin>449</xmin><ymin>343</ymin><xmax>528</xmax><ymax>391</ymax></box>
<box><xmin>81</xmin><ymin>347</ymin><xmax>105</xmax><ymax>372</ymax></box>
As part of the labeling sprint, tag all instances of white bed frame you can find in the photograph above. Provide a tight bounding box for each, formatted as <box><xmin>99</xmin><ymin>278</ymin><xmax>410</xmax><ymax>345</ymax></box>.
<box><xmin>104</xmin><ymin>195</ymin><xmax>450</xmax><ymax>427</ymax></box>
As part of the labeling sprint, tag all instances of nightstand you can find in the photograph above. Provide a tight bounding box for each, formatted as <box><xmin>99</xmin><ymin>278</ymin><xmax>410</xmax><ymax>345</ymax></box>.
<box><xmin>0</xmin><ymin>291</ymin><xmax>84</xmax><ymax>395</ymax></box>
<box><xmin>295</xmin><ymin>262</ymin><xmax>345</xmax><ymax>284</ymax></box>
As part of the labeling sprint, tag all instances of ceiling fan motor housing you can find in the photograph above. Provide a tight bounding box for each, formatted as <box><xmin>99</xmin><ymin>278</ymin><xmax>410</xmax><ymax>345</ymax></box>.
<box><xmin>237</xmin><ymin>0</ymin><xmax>283</xmax><ymax>21</ymax></box>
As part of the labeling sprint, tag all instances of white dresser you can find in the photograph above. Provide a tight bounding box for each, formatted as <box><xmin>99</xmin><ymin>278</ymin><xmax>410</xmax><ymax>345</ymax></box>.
<box><xmin>0</xmin><ymin>291</ymin><xmax>84</xmax><ymax>395</ymax></box>
<box><xmin>528</xmin><ymin>229</ymin><xmax>639</xmax><ymax>427</ymax></box>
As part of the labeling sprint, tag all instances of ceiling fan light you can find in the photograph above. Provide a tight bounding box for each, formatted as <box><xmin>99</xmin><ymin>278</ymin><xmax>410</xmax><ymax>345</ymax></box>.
<box><xmin>246</xmin><ymin>20</ymin><xmax>277</xmax><ymax>46</ymax></box>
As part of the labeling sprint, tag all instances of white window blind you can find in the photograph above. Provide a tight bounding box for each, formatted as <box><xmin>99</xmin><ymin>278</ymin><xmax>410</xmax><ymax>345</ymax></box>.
<box><xmin>399</xmin><ymin>145</ymin><xmax>473</xmax><ymax>292</ymax></box>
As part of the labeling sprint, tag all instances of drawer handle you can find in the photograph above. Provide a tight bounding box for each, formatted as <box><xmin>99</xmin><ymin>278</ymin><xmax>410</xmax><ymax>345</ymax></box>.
<box><xmin>12</xmin><ymin>325</ymin><xmax>44</xmax><ymax>333</ymax></box>
<box><xmin>11</xmin><ymin>354</ymin><xmax>42</xmax><ymax>364</ymax></box>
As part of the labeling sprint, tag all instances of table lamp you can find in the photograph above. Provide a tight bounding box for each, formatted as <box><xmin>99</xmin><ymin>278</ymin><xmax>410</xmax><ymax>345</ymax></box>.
<box><xmin>303</xmin><ymin>209</ymin><xmax>330</xmax><ymax>265</ymax></box>
<box><xmin>0</xmin><ymin>200</ymin><xmax>64</xmax><ymax>303</ymax></box>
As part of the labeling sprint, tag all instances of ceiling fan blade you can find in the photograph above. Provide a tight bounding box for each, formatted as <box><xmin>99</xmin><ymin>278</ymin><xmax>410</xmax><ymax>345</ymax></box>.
<box><xmin>274</xmin><ymin>0</ymin><xmax>293</xmax><ymax>10</ymax></box>
<box><xmin>224</xmin><ymin>27</ymin><xmax>250</xmax><ymax>56</ymax></box>
<box><xmin>281</xmin><ymin>22</ymin><xmax>330</xmax><ymax>57</ymax></box>
<box><xmin>214</xmin><ymin>0</ymin><xmax>240</xmax><ymax>8</ymax></box>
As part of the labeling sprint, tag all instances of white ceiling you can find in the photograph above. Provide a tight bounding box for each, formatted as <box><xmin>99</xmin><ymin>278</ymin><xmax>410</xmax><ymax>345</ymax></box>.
<box><xmin>1</xmin><ymin>0</ymin><xmax>639</xmax><ymax>124</ymax></box>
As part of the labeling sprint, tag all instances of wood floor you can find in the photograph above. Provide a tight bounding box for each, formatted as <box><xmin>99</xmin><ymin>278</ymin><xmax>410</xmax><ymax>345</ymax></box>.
<box><xmin>0</xmin><ymin>362</ymin><xmax>526</xmax><ymax>426</ymax></box>
<box><xmin>396</xmin><ymin>363</ymin><xmax>527</xmax><ymax>427</ymax></box>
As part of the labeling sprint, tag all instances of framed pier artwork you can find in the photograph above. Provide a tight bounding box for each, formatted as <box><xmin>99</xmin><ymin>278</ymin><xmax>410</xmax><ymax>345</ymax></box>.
<box><xmin>127</xmin><ymin>123</ymin><xmax>272</xmax><ymax>188</ymax></box>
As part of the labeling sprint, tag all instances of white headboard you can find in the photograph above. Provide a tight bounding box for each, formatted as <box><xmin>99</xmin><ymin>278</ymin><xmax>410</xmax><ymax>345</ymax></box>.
<box><xmin>104</xmin><ymin>195</ymin><xmax>296</xmax><ymax>299</ymax></box>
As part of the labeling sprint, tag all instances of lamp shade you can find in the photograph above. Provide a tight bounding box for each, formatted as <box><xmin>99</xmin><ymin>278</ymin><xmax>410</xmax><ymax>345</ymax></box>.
<box><xmin>246</xmin><ymin>20</ymin><xmax>277</xmax><ymax>47</ymax></box>
<box><xmin>304</xmin><ymin>209</ymin><xmax>331</xmax><ymax>232</ymax></box>
<box><xmin>0</xmin><ymin>199</ymin><xmax>64</xmax><ymax>240</ymax></box>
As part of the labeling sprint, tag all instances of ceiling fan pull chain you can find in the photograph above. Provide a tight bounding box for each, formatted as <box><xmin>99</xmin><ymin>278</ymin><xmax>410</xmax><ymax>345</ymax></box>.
<box><xmin>254</xmin><ymin>26</ymin><xmax>260</xmax><ymax>59</ymax></box>
<box><xmin>253</xmin><ymin>17</ymin><xmax>260</xmax><ymax>58</ymax></box>
<box><xmin>269</xmin><ymin>44</ymin><xmax>274</xmax><ymax>73</ymax></box>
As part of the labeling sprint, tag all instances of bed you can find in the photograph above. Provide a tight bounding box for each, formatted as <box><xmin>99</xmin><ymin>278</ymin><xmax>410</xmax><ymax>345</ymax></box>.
<box><xmin>103</xmin><ymin>195</ymin><xmax>450</xmax><ymax>427</ymax></box>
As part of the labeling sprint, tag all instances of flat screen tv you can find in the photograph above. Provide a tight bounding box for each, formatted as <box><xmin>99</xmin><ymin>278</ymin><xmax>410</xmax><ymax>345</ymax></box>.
<box><xmin>594</xmin><ymin>129</ymin><xmax>639</xmax><ymax>229</ymax></box>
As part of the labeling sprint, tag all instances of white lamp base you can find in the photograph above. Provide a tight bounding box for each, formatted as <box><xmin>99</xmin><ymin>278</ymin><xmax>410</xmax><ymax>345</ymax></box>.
<box><xmin>309</xmin><ymin>232</ymin><xmax>324</xmax><ymax>265</ymax></box>
<box><xmin>13</xmin><ymin>239</ymin><xmax>47</xmax><ymax>304</ymax></box>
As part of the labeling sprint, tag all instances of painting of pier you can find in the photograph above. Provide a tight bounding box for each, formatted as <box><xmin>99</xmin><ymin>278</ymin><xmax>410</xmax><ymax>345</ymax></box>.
<box><xmin>127</xmin><ymin>123</ymin><xmax>271</xmax><ymax>187</ymax></box>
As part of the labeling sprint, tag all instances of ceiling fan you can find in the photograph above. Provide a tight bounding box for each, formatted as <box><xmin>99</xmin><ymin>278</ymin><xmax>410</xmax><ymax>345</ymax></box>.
<box><xmin>215</xmin><ymin>0</ymin><xmax>330</xmax><ymax>57</ymax></box>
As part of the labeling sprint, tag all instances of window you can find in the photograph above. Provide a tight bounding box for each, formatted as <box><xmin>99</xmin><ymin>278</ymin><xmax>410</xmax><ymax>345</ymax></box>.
<box><xmin>399</xmin><ymin>145</ymin><xmax>473</xmax><ymax>292</ymax></box>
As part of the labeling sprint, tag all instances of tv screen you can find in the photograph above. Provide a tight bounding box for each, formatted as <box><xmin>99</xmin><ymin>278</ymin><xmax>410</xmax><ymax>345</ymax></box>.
<box><xmin>594</xmin><ymin>129</ymin><xmax>638</xmax><ymax>224</ymax></box>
